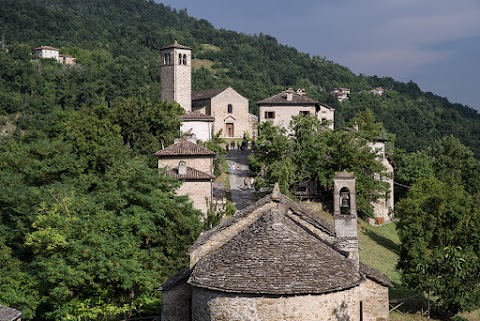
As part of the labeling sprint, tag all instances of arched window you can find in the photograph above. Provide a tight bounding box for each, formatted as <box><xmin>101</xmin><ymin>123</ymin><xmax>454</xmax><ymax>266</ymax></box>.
<box><xmin>163</xmin><ymin>53</ymin><xmax>168</xmax><ymax>65</ymax></box>
<box><xmin>183</xmin><ymin>54</ymin><xmax>187</xmax><ymax>65</ymax></box>
<box><xmin>227</xmin><ymin>104</ymin><xmax>233</xmax><ymax>113</ymax></box>
<box><xmin>178</xmin><ymin>53</ymin><xmax>182</xmax><ymax>64</ymax></box>
<box><xmin>168</xmin><ymin>53</ymin><xmax>172</xmax><ymax>64</ymax></box>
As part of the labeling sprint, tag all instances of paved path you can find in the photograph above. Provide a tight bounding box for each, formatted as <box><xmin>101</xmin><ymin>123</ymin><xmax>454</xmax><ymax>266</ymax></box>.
<box><xmin>226</xmin><ymin>149</ymin><xmax>254</xmax><ymax>211</ymax></box>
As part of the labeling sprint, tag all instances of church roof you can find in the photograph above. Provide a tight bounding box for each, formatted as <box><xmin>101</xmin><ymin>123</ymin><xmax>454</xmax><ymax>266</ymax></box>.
<box><xmin>182</xmin><ymin>111</ymin><xmax>214</xmax><ymax>121</ymax></box>
<box><xmin>154</xmin><ymin>139</ymin><xmax>215</xmax><ymax>157</ymax></box>
<box><xmin>0</xmin><ymin>305</ymin><xmax>22</xmax><ymax>321</ymax></box>
<box><xmin>166</xmin><ymin>166</ymin><xmax>215</xmax><ymax>180</ymax></box>
<box><xmin>192</xmin><ymin>87</ymin><xmax>229</xmax><ymax>101</ymax></box>
<box><xmin>189</xmin><ymin>205</ymin><xmax>363</xmax><ymax>294</ymax></box>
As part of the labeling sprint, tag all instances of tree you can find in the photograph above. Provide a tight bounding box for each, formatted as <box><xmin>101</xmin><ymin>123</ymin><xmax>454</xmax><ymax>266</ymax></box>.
<box><xmin>396</xmin><ymin>177</ymin><xmax>480</xmax><ymax>314</ymax></box>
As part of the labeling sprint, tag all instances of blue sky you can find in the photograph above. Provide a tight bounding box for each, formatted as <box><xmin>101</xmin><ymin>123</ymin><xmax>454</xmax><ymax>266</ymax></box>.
<box><xmin>157</xmin><ymin>0</ymin><xmax>480</xmax><ymax>111</ymax></box>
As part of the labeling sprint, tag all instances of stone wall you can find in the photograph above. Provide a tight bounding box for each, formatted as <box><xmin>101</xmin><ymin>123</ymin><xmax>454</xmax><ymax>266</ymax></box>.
<box><xmin>161</xmin><ymin>282</ymin><xmax>192</xmax><ymax>321</ymax></box>
<box><xmin>191</xmin><ymin>286</ymin><xmax>364</xmax><ymax>321</ymax></box>
<box><xmin>158</xmin><ymin>156</ymin><xmax>213</xmax><ymax>175</ymax></box>
<box><xmin>177</xmin><ymin>180</ymin><xmax>212</xmax><ymax>215</ymax></box>
<box><xmin>181</xmin><ymin>121</ymin><xmax>212</xmax><ymax>141</ymax></box>
<box><xmin>260</xmin><ymin>105</ymin><xmax>317</xmax><ymax>133</ymax></box>
<box><xmin>360</xmin><ymin>279</ymin><xmax>389</xmax><ymax>321</ymax></box>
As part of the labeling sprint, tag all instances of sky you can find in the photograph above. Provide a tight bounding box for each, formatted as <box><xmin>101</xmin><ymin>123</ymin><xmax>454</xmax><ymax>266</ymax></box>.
<box><xmin>157</xmin><ymin>0</ymin><xmax>480</xmax><ymax>112</ymax></box>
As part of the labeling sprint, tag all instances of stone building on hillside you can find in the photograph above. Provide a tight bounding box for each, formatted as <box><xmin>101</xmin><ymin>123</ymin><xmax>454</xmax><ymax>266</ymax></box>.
<box><xmin>257</xmin><ymin>87</ymin><xmax>335</xmax><ymax>131</ymax></box>
<box><xmin>33</xmin><ymin>46</ymin><xmax>76</xmax><ymax>65</ymax></box>
<box><xmin>160</xmin><ymin>42</ymin><xmax>257</xmax><ymax>141</ymax></box>
<box><xmin>161</xmin><ymin>172</ymin><xmax>390</xmax><ymax>321</ymax></box>
<box><xmin>154</xmin><ymin>137</ymin><xmax>215</xmax><ymax>215</ymax></box>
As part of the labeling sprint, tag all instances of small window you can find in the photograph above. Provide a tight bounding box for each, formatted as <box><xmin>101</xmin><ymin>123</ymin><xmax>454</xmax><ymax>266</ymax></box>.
<box><xmin>264</xmin><ymin>111</ymin><xmax>275</xmax><ymax>119</ymax></box>
<box><xmin>227</xmin><ymin>104</ymin><xmax>233</xmax><ymax>113</ymax></box>
<box><xmin>299</xmin><ymin>111</ymin><xmax>310</xmax><ymax>115</ymax></box>
<box><xmin>163</xmin><ymin>53</ymin><xmax>168</xmax><ymax>64</ymax></box>
<box><xmin>183</xmin><ymin>54</ymin><xmax>187</xmax><ymax>65</ymax></box>
<box><xmin>178</xmin><ymin>53</ymin><xmax>182</xmax><ymax>64</ymax></box>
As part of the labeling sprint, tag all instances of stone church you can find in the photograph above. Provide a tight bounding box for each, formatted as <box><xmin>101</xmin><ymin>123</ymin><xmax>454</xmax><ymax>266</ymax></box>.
<box><xmin>160</xmin><ymin>42</ymin><xmax>257</xmax><ymax>142</ymax></box>
<box><xmin>161</xmin><ymin>172</ymin><xmax>390</xmax><ymax>321</ymax></box>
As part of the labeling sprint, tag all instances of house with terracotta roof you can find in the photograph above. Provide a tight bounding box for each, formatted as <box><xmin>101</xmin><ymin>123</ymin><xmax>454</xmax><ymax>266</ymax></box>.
<box><xmin>332</xmin><ymin>87</ymin><xmax>351</xmax><ymax>102</ymax></box>
<box><xmin>257</xmin><ymin>88</ymin><xmax>335</xmax><ymax>131</ymax></box>
<box><xmin>161</xmin><ymin>173</ymin><xmax>390</xmax><ymax>321</ymax></box>
<box><xmin>154</xmin><ymin>137</ymin><xmax>215</xmax><ymax>214</ymax></box>
<box><xmin>33</xmin><ymin>46</ymin><xmax>75</xmax><ymax>65</ymax></box>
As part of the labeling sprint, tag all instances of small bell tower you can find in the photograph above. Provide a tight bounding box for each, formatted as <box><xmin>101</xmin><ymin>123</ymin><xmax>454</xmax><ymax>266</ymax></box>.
<box><xmin>333</xmin><ymin>171</ymin><xmax>359</xmax><ymax>270</ymax></box>
<box><xmin>160</xmin><ymin>41</ymin><xmax>192</xmax><ymax>112</ymax></box>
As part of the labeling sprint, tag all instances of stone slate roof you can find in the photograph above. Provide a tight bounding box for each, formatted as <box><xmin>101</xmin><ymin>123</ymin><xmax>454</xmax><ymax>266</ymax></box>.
<box><xmin>182</xmin><ymin>111</ymin><xmax>214</xmax><ymax>121</ymax></box>
<box><xmin>257</xmin><ymin>91</ymin><xmax>319</xmax><ymax>105</ymax></box>
<box><xmin>189</xmin><ymin>207</ymin><xmax>363</xmax><ymax>295</ymax></box>
<box><xmin>192</xmin><ymin>87</ymin><xmax>228</xmax><ymax>101</ymax></box>
<box><xmin>360</xmin><ymin>262</ymin><xmax>392</xmax><ymax>287</ymax></box>
<box><xmin>0</xmin><ymin>305</ymin><xmax>22</xmax><ymax>321</ymax></box>
<box><xmin>154</xmin><ymin>139</ymin><xmax>215</xmax><ymax>157</ymax></box>
<box><xmin>166</xmin><ymin>166</ymin><xmax>215</xmax><ymax>180</ymax></box>
<box><xmin>190</xmin><ymin>192</ymin><xmax>336</xmax><ymax>254</ymax></box>
<box><xmin>159</xmin><ymin>269</ymin><xmax>192</xmax><ymax>291</ymax></box>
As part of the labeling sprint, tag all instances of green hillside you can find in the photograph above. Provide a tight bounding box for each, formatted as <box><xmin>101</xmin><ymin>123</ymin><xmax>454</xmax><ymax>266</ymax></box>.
<box><xmin>1</xmin><ymin>0</ymin><xmax>480</xmax><ymax>156</ymax></box>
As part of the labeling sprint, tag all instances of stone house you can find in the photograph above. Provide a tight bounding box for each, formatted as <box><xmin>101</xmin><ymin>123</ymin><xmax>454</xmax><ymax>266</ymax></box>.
<box><xmin>257</xmin><ymin>88</ymin><xmax>335</xmax><ymax>131</ymax></box>
<box><xmin>332</xmin><ymin>87</ymin><xmax>351</xmax><ymax>102</ymax></box>
<box><xmin>154</xmin><ymin>137</ymin><xmax>215</xmax><ymax>215</ymax></box>
<box><xmin>161</xmin><ymin>172</ymin><xmax>390</xmax><ymax>321</ymax></box>
<box><xmin>0</xmin><ymin>305</ymin><xmax>22</xmax><ymax>321</ymax></box>
<box><xmin>160</xmin><ymin>42</ymin><xmax>256</xmax><ymax>141</ymax></box>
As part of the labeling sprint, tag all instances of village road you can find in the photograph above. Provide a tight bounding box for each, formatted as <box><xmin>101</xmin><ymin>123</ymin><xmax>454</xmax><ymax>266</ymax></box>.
<box><xmin>226</xmin><ymin>149</ymin><xmax>254</xmax><ymax>211</ymax></box>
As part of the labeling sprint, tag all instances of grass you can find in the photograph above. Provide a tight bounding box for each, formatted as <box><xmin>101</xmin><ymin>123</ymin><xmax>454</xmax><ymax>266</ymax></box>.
<box><xmin>198</xmin><ymin>43</ymin><xmax>221</xmax><ymax>52</ymax></box>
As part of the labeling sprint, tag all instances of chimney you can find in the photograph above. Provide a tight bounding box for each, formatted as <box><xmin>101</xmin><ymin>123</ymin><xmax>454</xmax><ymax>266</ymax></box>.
<box><xmin>286</xmin><ymin>88</ymin><xmax>294</xmax><ymax>101</ymax></box>
<box><xmin>178</xmin><ymin>161</ymin><xmax>187</xmax><ymax>176</ymax></box>
<box><xmin>333</xmin><ymin>171</ymin><xmax>359</xmax><ymax>270</ymax></box>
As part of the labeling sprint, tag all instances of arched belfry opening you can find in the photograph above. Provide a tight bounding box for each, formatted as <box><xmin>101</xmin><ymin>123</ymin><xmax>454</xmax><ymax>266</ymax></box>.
<box><xmin>333</xmin><ymin>171</ymin><xmax>359</xmax><ymax>269</ymax></box>
<box><xmin>339</xmin><ymin>187</ymin><xmax>351</xmax><ymax>214</ymax></box>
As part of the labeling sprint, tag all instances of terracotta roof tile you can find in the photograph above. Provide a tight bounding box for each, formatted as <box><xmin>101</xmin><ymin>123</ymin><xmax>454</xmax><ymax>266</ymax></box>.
<box><xmin>166</xmin><ymin>166</ymin><xmax>215</xmax><ymax>180</ymax></box>
<box><xmin>154</xmin><ymin>139</ymin><xmax>215</xmax><ymax>157</ymax></box>
<box><xmin>34</xmin><ymin>45</ymin><xmax>59</xmax><ymax>51</ymax></box>
<box><xmin>257</xmin><ymin>91</ymin><xmax>319</xmax><ymax>105</ymax></box>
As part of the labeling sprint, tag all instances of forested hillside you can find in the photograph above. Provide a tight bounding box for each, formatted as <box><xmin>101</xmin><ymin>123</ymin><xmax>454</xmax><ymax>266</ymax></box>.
<box><xmin>1</xmin><ymin>0</ymin><xmax>480</xmax><ymax>156</ymax></box>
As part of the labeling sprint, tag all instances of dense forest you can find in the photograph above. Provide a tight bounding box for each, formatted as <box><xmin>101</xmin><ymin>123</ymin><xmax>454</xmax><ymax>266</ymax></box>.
<box><xmin>2</xmin><ymin>0</ymin><xmax>480</xmax><ymax>320</ymax></box>
<box><xmin>1</xmin><ymin>0</ymin><xmax>480</xmax><ymax>156</ymax></box>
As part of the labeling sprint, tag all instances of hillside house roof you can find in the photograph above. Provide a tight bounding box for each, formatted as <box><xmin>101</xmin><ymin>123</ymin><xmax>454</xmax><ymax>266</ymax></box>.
<box><xmin>33</xmin><ymin>45</ymin><xmax>59</xmax><ymax>51</ymax></box>
<box><xmin>166</xmin><ymin>166</ymin><xmax>215</xmax><ymax>180</ymax></box>
<box><xmin>192</xmin><ymin>87</ymin><xmax>229</xmax><ymax>101</ymax></box>
<box><xmin>257</xmin><ymin>91</ymin><xmax>319</xmax><ymax>105</ymax></box>
<box><xmin>154</xmin><ymin>139</ymin><xmax>215</xmax><ymax>157</ymax></box>
<box><xmin>182</xmin><ymin>111</ymin><xmax>215</xmax><ymax>121</ymax></box>
<box><xmin>0</xmin><ymin>305</ymin><xmax>22</xmax><ymax>321</ymax></box>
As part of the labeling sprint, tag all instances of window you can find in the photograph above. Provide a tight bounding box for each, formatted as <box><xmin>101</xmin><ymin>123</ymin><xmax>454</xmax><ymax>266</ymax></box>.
<box><xmin>183</xmin><ymin>54</ymin><xmax>187</xmax><ymax>65</ymax></box>
<box><xmin>178</xmin><ymin>53</ymin><xmax>182</xmax><ymax>64</ymax></box>
<box><xmin>299</xmin><ymin>111</ymin><xmax>310</xmax><ymax>115</ymax></box>
<box><xmin>227</xmin><ymin>104</ymin><xmax>233</xmax><ymax>113</ymax></box>
<box><xmin>264</xmin><ymin>111</ymin><xmax>275</xmax><ymax>119</ymax></box>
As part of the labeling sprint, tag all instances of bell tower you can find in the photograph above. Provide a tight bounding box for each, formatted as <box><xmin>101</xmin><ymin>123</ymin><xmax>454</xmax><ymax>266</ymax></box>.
<box><xmin>160</xmin><ymin>41</ymin><xmax>192</xmax><ymax>112</ymax></box>
<box><xmin>333</xmin><ymin>171</ymin><xmax>359</xmax><ymax>270</ymax></box>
